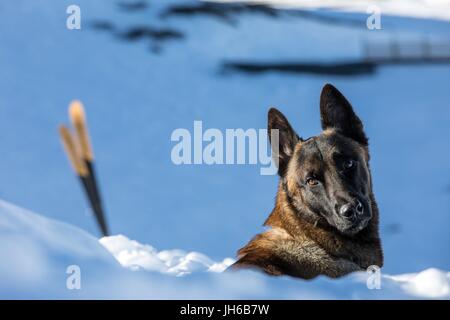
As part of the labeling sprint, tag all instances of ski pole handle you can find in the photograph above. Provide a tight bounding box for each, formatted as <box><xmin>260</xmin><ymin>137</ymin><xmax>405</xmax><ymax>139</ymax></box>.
<box><xmin>59</xmin><ymin>126</ymin><xmax>88</xmax><ymax>177</ymax></box>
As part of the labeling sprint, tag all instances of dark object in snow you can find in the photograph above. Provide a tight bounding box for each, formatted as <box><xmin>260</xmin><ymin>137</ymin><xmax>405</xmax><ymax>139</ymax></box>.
<box><xmin>59</xmin><ymin>101</ymin><xmax>109</xmax><ymax>237</ymax></box>
<box><xmin>286</xmin><ymin>9</ymin><xmax>366</xmax><ymax>27</ymax></box>
<box><xmin>224</xmin><ymin>39</ymin><xmax>450</xmax><ymax>76</ymax></box>
<box><xmin>119</xmin><ymin>26</ymin><xmax>184</xmax><ymax>42</ymax></box>
<box><xmin>222</xmin><ymin>60</ymin><xmax>377</xmax><ymax>76</ymax></box>
<box><xmin>160</xmin><ymin>1</ymin><xmax>366</xmax><ymax>28</ymax></box>
<box><xmin>160</xmin><ymin>2</ymin><xmax>279</xmax><ymax>25</ymax></box>
<box><xmin>90</xmin><ymin>20</ymin><xmax>116</xmax><ymax>31</ymax></box>
<box><xmin>117</xmin><ymin>1</ymin><xmax>148</xmax><ymax>12</ymax></box>
<box><xmin>222</xmin><ymin>54</ymin><xmax>450</xmax><ymax>76</ymax></box>
<box><xmin>90</xmin><ymin>20</ymin><xmax>185</xmax><ymax>54</ymax></box>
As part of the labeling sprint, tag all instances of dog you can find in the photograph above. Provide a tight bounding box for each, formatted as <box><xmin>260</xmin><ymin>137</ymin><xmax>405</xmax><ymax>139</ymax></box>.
<box><xmin>229</xmin><ymin>84</ymin><xmax>383</xmax><ymax>279</ymax></box>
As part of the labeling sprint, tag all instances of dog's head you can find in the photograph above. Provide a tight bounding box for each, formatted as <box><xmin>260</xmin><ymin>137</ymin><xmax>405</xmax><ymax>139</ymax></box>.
<box><xmin>269</xmin><ymin>84</ymin><xmax>373</xmax><ymax>236</ymax></box>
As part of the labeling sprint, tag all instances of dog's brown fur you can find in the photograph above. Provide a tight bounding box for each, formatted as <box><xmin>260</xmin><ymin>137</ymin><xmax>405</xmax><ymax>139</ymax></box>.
<box><xmin>229</xmin><ymin>84</ymin><xmax>383</xmax><ymax>279</ymax></box>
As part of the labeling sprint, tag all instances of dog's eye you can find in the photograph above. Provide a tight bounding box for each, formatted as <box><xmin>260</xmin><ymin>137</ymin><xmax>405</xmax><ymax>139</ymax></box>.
<box><xmin>306</xmin><ymin>177</ymin><xmax>319</xmax><ymax>186</ymax></box>
<box><xmin>343</xmin><ymin>159</ymin><xmax>356</xmax><ymax>170</ymax></box>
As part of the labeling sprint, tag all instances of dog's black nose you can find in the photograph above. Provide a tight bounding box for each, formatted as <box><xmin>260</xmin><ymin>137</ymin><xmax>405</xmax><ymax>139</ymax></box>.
<box><xmin>339</xmin><ymin>203</ymin><xmax>356</xmax><ymax>220</ymax></box>
<box><xmin>340</xmin><ymin>200</ymin><xmax>364</xmax><ymax>220</ymax></box>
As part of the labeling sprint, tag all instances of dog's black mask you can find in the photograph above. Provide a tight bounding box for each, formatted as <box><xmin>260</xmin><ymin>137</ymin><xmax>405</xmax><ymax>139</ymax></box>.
<box><xmin>268</xmin><ymin>84</ymin><xmax>373</xmax><ymax>236</ymax></box>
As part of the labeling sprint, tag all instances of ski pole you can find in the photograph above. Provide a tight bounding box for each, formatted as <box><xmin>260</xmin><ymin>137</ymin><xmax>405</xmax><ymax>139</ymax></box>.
<box><xmin>59</xmin><ymin>102</ymin><xmax>109</xmax><ymax>237</ymax></box>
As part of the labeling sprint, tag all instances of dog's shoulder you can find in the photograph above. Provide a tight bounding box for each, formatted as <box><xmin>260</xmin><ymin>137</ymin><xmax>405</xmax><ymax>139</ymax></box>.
<box><xmin>229</xmin><ymin>227</ymin><xmax>361</xmax><ymax>279</ymax></box>
<box><xmin>229</xmin><ymin>227</ymin><xmax>299</xmax><ymax>276</ymax></box>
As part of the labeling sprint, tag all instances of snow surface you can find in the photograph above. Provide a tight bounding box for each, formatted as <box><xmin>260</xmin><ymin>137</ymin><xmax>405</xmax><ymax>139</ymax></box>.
<box><xmin>0</xmin><ymin>0</ymin><xmax>450</xmax><ymax>298</ymax></box>
<box><xmin>1</xmin><ymin>199</ymin><xmax>449</xmax><ymax>299</ymax></box>
<box><xmin>100</xmin><ymin>234</ymin><xmax>235</xmax><ymax>275</ymax></box>
<box><xmin>213</xmin><ymin>0</ymin><xmax>450</xmax><ymax>21</ymax></box>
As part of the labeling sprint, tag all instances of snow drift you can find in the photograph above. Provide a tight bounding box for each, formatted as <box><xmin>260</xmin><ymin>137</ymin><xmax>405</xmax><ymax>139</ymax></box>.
<box><xmin>100</xmin><ymin>235</ymin><xmax>234</xmax><ymax>276</ymax></box>
<box><xmin>0</xmin><ymin>199</ymin><xmax>449</xmax><ymax>299</ymax></box>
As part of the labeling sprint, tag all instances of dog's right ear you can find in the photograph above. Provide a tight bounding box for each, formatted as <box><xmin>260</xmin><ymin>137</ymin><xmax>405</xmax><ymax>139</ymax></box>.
<box><xmin>320</xmin><ymin>84</ymin><xmax>368</xmax><ymax>145</ymax></box>
<box><xmin>268</xmin><ymin>108</ymin><xmax>300</xmax><ymax>176</ymax></box>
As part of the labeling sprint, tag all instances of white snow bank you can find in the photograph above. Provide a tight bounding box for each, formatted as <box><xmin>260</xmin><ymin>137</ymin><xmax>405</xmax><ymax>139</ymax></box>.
<box><xmin>212</xmin><ymin>0</ymin><xmax>450</xmax><ymax>21</ymax></box>
<box><xmin>100</xmin><ymin>235</ymin><xmax>234</xmax><ymax>276</ymax></box>
<box><xmin>100</xmin><ymin>233</ymin><xmax>450</xmax><ymax>299</ymax></box>
<box><xmin>386</xmin><ymin>268</ymin><xmax>450</xmax><ymax>298</ymax></box>
<box><xmin>1</xmin><ymin>199</ymin><xmax>449</xmax><ymax>299</ymax></box>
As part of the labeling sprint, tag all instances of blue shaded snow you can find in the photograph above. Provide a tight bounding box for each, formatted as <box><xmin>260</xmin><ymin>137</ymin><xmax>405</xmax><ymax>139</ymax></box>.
<box><xmin>1</xmin><ymin>199</ymin><xmax>448</xmax><ymax>299</ymax></box>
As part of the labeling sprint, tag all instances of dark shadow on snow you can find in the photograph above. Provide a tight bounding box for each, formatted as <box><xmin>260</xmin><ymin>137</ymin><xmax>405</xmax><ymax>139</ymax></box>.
<box><xmin>119</xmin><ymin>26</ymin><xmax>184</xmax><ymax>42</ymax></box>
<box><xmin>89</xmin><ymin>1</ymin><xmax>369</xmax><ymax>56</ymax></box>
<box><xmin>160</xmin><ymin>1</ymin><xmax>366</xmax><ymax>28</ymax></box>
<box><xmin>286</xmin><ymin>9</ymin><xmax>366</xmax><ymax>27</ymax></box>
<box><xmin>90</xmin><ymin>20</ymin><xmax>185</xmax><ymax>53</ymax></box>
<box><xmin>222</xmin><ymin>56</ymin><xmax>450</xmax><ymax>76</ymax></box>
<box><xmin>222</xmin><ymin>60</ymin><xmax>377</xmax><ymax>76</ymax></box>
<box><xmin>90</xmin><ymin>20</ymin><xmax>116</xmax><ymax>31</ymax></box>
<box><xmin>160</xmin><ymin>2</ymin><xmax>280</xmax><ymax>25</ymax></box>
<box><xmin>117</xmin><ymin>1</ymin><xmax>148</xmax><ymax>12</ymax></box>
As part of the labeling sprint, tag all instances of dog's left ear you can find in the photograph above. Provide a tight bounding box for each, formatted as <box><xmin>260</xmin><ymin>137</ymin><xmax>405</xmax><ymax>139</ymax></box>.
<box><xmin>268</xmin><ymin>108</ymin><xmax>300</xmax><ymax>176</ymax></box>
<box><xmin>320</xmin><ymin>84</ymin><xmax>368</xmax><ymax>145</ymax></box>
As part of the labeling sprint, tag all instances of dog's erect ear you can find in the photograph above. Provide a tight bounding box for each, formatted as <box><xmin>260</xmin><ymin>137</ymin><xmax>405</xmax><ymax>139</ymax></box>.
<box><xmin>320</xmin><ymin>84</ymin><xmax>368</xmax><ymax>145</ymax></box>
<box><xmin>268</xmin><ymin>108</ymin><xmax>300</xmax><ymax>176</ymax></box>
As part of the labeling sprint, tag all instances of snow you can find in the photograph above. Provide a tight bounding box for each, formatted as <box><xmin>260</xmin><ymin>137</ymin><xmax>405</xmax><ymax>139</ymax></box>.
<box><xmin>100</xmin><ymin>234</ymin><xmax>234</xmax><ymax>275</ymax></box>
<box><xmin>386</xmin><ymin>269</ymin><xmax>450</xmax><ymax>298</ymax></box>
<box><xmin>1</xmin><ymin>198</ymin><xmax>449</xmax><ymax>299</ymax></box>
<box><xmin>213</xmin><ymin>0</ymin><xmax>450</xmax><ymax>21</ymax></box>
<box><xmin>0</xmin><ymin>0</ymin><xmax>450</xmax><ymax>298</ymax></box>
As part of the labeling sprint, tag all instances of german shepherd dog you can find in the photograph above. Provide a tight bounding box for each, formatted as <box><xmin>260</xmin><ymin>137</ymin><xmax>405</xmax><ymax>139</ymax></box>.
<box><xmin>230</xmin><ymin>84</ymin><xmax>383</xmax><ymax>279</ymax></box>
